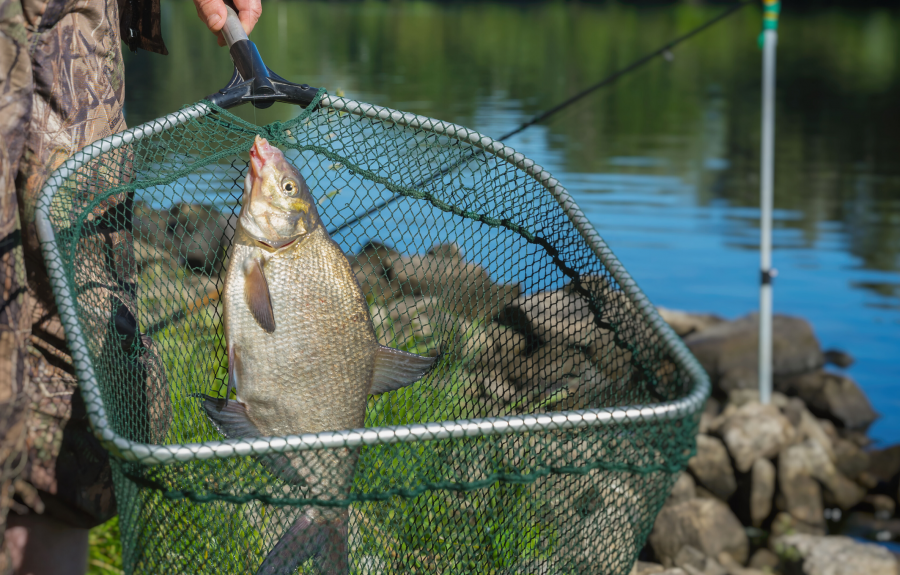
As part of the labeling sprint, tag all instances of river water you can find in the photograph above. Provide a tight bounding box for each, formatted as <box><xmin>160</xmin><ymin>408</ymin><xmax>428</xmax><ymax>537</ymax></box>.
<box><xmin>123</xmin><ymin>1</ymin><xmax>900</xmax><ymax>444</ymax></box>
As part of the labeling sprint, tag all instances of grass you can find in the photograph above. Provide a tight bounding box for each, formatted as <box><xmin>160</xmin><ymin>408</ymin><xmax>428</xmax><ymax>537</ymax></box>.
<box><xmin>88</xmin><ymin>281</ymin><xmax>566</xmax><ymax>573</ymax></box>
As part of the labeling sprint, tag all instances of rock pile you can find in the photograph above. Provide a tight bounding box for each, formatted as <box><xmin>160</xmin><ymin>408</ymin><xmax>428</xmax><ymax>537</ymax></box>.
<box><xmin>636</xmin><ymin>308</ymin><xmax>899</xmax><ymax>575</ymax></box>
<box><xmin>352</xmin><ymin>240</ymin><xmax>669</xmax><ymax>416</ymax></box>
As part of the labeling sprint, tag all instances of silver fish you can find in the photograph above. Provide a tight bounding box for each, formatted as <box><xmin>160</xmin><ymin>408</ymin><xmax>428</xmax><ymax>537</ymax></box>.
<box><xmin>200</xmin><ymin>135</ymin><xmax>436</xmax><ymax>574</ymax></box>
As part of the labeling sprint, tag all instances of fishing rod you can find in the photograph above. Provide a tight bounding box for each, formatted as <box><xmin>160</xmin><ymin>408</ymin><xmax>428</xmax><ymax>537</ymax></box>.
<box><xmin>327</xmin><ymin>0</ymin><xmax>754</xmax><ymax>237</ymax></box>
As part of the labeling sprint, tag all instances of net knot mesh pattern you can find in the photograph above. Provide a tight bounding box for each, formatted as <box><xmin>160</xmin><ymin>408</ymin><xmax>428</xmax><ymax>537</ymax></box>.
<box><xmin>36</xmin><ymin>92</ymin><xmax>708</xmax><ymax>574</ymax></box>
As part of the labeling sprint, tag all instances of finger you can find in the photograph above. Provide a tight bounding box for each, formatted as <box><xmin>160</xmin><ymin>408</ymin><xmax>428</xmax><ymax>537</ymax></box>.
<box><xmin>232</xmin><ymin>0</ymin><xmax>262</xmax><ymax>36</ymax></box>
<box><xmin>194</xmin><ymin>0</ymin><xmax>227</xmax><ymax>34</ymax></box>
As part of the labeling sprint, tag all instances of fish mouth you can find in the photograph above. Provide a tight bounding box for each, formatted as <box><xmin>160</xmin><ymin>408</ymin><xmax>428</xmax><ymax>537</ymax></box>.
<box><xmin>249</xmin><ymin>135</ymin><xmax>280</xmax><ymax>179</ymax></box>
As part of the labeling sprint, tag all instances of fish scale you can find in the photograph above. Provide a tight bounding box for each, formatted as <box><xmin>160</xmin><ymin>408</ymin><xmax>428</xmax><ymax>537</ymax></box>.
<box><xmin>200</xmin><ymin>135</ymin><xmax>436</xmax><ymax>575</ymax></box>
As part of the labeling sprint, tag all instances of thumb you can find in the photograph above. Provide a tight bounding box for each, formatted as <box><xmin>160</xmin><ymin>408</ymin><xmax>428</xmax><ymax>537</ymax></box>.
<box><xmin>194</xmin><ymin>0</ymin><xmax>227</xmax><ymax>34</ymax></box>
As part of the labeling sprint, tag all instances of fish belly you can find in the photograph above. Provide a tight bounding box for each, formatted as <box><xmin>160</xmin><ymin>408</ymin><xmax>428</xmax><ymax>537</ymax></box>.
<box><xmin>224</xmin><ymin>226</ymin><xmax>376</xmax><ymax>438</ymax></box>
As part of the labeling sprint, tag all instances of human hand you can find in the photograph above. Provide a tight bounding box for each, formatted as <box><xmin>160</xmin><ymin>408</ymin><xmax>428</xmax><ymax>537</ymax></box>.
<box><xmin>193</xmin><ymin>0</ymin><xmax>262</xmax><ymax>46</ymax></box>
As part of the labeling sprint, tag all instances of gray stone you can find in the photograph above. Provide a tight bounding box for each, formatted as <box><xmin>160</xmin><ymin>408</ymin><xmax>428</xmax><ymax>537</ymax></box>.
<box><xmin>689</xmin><ymin>434</ymin><xmax>737</xmax><ymax>500</ymax></box>
<box><xmin>668</xmin><ymin>472</ymin><xmax>697</xmax><ymax>506</ymax></box>
<box><xmin>776</xmin><ymin>370</ymin><xmax>878</xmax><ymax>430</ymax></box>
<box><xmin>748</xmin><ymin>548</ymin><xmax>780</xmax><ymax>571</ymax></box>
<box><xmin>786</xmin><ymin>439</ymin><xmax>866</xmax><ymax>511</ymax></box>
<box><xmin>391</xmin><ymin>248</ymin><xmax>520</xmax><ymax>320</ymax></box>
<box><xmin>571</xmin><ymin>503</ymin><xmax>635</xmax><ymax>572</ymax></box>
<box><xmin>867</xmin><ymin>445</ymin><xmax>900</xmax><ymax>484</ymax></box>
<box><xmin>167</xmin><ymin>203</ymin><xmax>229</xmax><ymax>274</ymax></box>
<box><xmin>779</xmin><ymin>446</ymin><xmax>825</xmax><ymax>526</ymax></box>
<box><xmin>750</xmin><ymin>458</ymin><xmax>776</xmax><ymax>528</ymax></box>
<box><xmin>498</xmin><ymin>289</ymin><xmax>595</xmax><ymax>350</ymax></box>
<box><xmin>656</xmin><ymin>307</ymin><xmax>726</xmax><ymax>338</ymax></box>
<box><xmin>834</xmin><ymin>438</ymin><xmax>869</xmax><ymax>480</ymax></box>
<box><xmin>823</xmin><ymin>349</ymin><xmax>855</xmax><ymax>369</ymax></box>
<box><xmin>719</xmin><ymin>402</ymin><xmax>795</xmax><ymax>473</ymax></box>
<box><xmin>649</xmin><ymin>498</ymin><xmax>749</xmax><ymax>567</ymax></box>
<box><xmin>351</xmin><ymin>241</ymin><xmax>403</xmax><ymax>304</ymax></box>
<box><xmin>772</xmin><ymin>534</ymin><xmax>899</xmax><ymax>575</ymax></box>
<box><xmin>673</xmin><ymin>545</ymin><xmax>706</xmax><ymax>571</ymax></box>
<box><xmin>631</xmin><ymin>561</ymin><xmax>666</xmax><ymax>575</ymax></box>
<box><xmin>684</xmin><ymin>314</ymin><xmax>824</xmax><ymax>393</ymax></box>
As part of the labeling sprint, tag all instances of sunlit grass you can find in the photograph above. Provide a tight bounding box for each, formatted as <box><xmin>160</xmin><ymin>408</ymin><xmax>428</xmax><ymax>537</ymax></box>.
<box><xmin>91</xmin><ymin>290</ymin><xmax>561</xmax><ymax>573</ymax></box>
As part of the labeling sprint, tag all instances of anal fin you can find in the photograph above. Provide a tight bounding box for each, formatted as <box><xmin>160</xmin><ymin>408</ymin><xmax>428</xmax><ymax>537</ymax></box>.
<box><xmin>369</xmin><ymin>345</ymin><xmax>437</xmax><ymax>395</ymax></box>
<box><xmin>198</xmin><ymin>395</ymin><xmax>260</xmax><ymax>439</ymax></box>
<box><xmin>243</xmin><ymin>251</ymin><xmax>275</xmax><ymax>333</ymax></box>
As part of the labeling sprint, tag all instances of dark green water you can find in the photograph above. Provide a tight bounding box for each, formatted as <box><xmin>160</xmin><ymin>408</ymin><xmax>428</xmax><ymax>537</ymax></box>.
<box><xmin>123</xmin><ymin>1</ymin><xmax>900</xmax><ymax>443</ymax></box>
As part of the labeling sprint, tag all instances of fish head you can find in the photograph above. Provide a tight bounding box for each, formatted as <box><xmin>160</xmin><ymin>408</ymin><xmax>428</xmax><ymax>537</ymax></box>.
<box><xmin>240</xmin><ymin>135</ymin><xmax>320</xmax><ymax>248</ymax></box>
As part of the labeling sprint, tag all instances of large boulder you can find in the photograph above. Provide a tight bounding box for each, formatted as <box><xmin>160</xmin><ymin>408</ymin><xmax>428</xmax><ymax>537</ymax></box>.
<box><xmin>684</xmin><ymin>314</ymin><xmax>824</xmax><ymax>394</ymax></box>
<box><xmin>718</xmin><ymin>402</ymin><xmax>795</xmax><ymax>473</ymax></box>
<box><xmin>688</xmin><ymin>434</ymin><xmax>737</xmax><ymax>501</ymax></box>
<box><xmin>649</xmin><ymin>498</ymin><xmax>749</xmax><ymax>567</ymax></box>
<box><xmin>776</xmin><ymin>370</ymin><xmax>877</xmax><ymax>430</ymax></box>
<box><xmin>772</xmin><ymin>534</ymin><xmax>899</xmax><ymax>575</ymax></box>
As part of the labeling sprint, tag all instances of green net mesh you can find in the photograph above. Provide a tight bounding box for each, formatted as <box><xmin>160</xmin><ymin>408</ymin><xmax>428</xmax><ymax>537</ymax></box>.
<box><xmin>37</xmin><ymin>93</ymin><xmax>707</xmax><ymax>575</ymax></box>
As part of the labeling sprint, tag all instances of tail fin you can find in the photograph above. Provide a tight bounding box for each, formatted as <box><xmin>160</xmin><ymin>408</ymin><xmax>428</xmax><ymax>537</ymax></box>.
<box><xmin>256</xmin><ymin>508</ymin><xmax>349</xmax><ymax>575</ymax></box>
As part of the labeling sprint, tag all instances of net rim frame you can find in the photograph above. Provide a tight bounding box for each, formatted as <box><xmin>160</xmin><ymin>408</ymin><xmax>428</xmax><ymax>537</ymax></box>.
<box><xmin>35</xmin><ymin>97</ymin><xmax>710</xmax><ymax>467</ymax></box>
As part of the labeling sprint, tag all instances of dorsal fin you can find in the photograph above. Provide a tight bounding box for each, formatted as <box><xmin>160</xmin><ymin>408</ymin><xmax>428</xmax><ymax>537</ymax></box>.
<box><xmin>243</xmin><ymin>252</ymin><xmax>275</xmax><ymax>333</ymax></box>
<box><xmin>369</xmin><ymin>345</ymin><xmax>437</xmax><ymax>395</ymax></box>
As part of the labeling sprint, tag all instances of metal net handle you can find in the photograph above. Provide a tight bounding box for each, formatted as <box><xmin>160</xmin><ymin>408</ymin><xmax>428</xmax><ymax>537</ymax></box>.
<box><xmin>34</xmin><ymin>97</ymin><xmax>710</xmax><ymax>467</ymax></box>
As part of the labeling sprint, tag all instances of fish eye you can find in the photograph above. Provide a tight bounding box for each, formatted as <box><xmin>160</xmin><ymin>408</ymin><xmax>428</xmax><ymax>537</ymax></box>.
<box><xmin>282</xmin><ymin>180</ymin><xmax>298</xmax><ymax>195</ymax></box>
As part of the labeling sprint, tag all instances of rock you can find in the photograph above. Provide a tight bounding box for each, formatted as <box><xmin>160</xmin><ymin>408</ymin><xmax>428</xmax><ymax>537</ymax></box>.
<box><xmin>867</xmin><ymin>445</ymin><xmax>900</xmax><ymax>484</ymax></box>
<box><xmin>823</xmin><ymin>349</ymin><xmax>855</xmax><ymax>368</ymax></box>
<box><xmin>776</xmin><ymin>370</ymin><xmax>878</xmax><ymax>430</ymax></box>
<box><xmin>719</xmin><ymin>402</ymin><xmax>795</xmax><ymax>473</ymax></box>
<box><xmin>779</xmin><ymin>446</ymin><xmax>825</xmax><ymax>526</ymax></box>
<box><xmin>391</xmin><ymin>248</ymin><xmax>520</xmax><ymax>320</ymax></box>
<box><xmin>387</xmin><ymin>295</ymin><xmax>437</xmax><ymax>346</ymax></box>
<box><xmin>833</xmin><ymin>438</ymin><xmax>869</xmax><ymax>480</ymax></box>
<box><xmin>772</xmin><ymin>534</ymin><xmax>899</xmax><ymax>575</ymax></box>
<box><xmin>770</xmin><ymin>512</ymin><xmax>827</xmax><ymax>537</ymax></box>
<box><xmin>649</xmin><ymin>498</ymin><xmax>749</xmax><ymax>567</ymax></box>
<box><xmin>788</xmin><ymin>398</ymin><xmax>836</xmax><ymax>462</ymax></box>
<box><xmin>673</xmin><ymin>545</ymin><xmax>706</xmax><ymax>571</ymax></box>
<box><xmin>498</xmin><ymin>289</ymin><xmax>595</xmax><ymax>350</ymax></box>
<box><xmin>864</xmin><ymin>494</ymin><xmax>896</xmax><ymax>518</ymax></box>
<box><xmin>656</xmin><ymin>307</ymin><xmax>726</xmax><ymax>337</ymax></box>
<box><xmin>747</xmin><ymin>548</ymin><xmax>780</xmax><ymax>571</ymax></box>
<box><xmin>717</xmin><ymin>552</ymin><xmax>768</xmax><ymax>575</ymax></box>
<box><xmin>631</xmin><ymin>561</ymin><xmax>666</xmax><ymax>575</ymax></box>
<box><xmin>461</xmin><ymin>322</ymin><xmax>528</xmax><ymax>372</ymax></box>
<box><xmin>571</xmin><ymin>503</ymin><xmax>635</xmax><ymax>573</ymax></box>
<box><xmin>792</xmin><ymin>440</ymin><xmax>866</xmax><ymax>510</ymax></box>
<box><xmin>750</xmin><ymin>458</ymin><xmax>776</xmax><ymax>528</ymax></box>
<box><xmin>481</xmin><ymin>370</ymin><xmax>516</xmax><ymax>403</ymax></box>
<box><xmin>351</xmin><ymin>241</ymin><xmax>403</xmax><ymax>304</ymax></box>
<box><xmin>167</xmin><ymin>203</ymin><xmax>228</xmax><ymax>274</ymax></box>
<box><xmin>684</xmin><ymin>314</ymin><xmax>824</xmax><ymax>394</ymax></box>
<box><xmin>727</xmin><ymin>389</ymin><xmax>789</xmax><ymax>408</ymax></box>
<box><xmin>688</xmin><ymin>434</ymin><xmax>737</xmax><ymax>501</ymax></box>
<box><xmin>668</xmin><ymin>472</ymin><xmax>697</xmax><ymax>506</ymax></box>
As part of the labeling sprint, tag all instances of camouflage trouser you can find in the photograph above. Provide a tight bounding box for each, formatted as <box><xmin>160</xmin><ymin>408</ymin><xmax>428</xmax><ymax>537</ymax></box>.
<box><xmin>0</xmin><ymin>0</ymin><xmax>128</xmax><ymax>569</ymax></box>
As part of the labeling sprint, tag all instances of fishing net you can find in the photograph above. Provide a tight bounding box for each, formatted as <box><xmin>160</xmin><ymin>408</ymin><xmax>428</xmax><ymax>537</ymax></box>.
<box><xmin>36</xmin><ymin>91</ymin><xmax>708</xmax><ymax>575</ymax></box>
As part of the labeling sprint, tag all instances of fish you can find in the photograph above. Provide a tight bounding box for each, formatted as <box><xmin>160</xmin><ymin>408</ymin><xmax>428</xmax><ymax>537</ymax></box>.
<box><xmin>198</xmin><ymin>135</ymin><xmax>436</xmax><ymax>574</ymax></box>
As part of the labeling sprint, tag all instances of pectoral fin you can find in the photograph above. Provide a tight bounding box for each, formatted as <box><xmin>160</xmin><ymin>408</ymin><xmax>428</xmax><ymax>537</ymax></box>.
<box><xmin>243</xmin><ymin>253</ymin><xmax>275</xmax><ymax>333</ymax></box>
<box><xmin>199</xmin><ymin>395</ymin><xmax>260</xmax><ymax>439</ymax></box>
<box><xmin>369</xmin><ymin>345</ymin><xmax>437</xmax><ymax>395</ymax></box>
